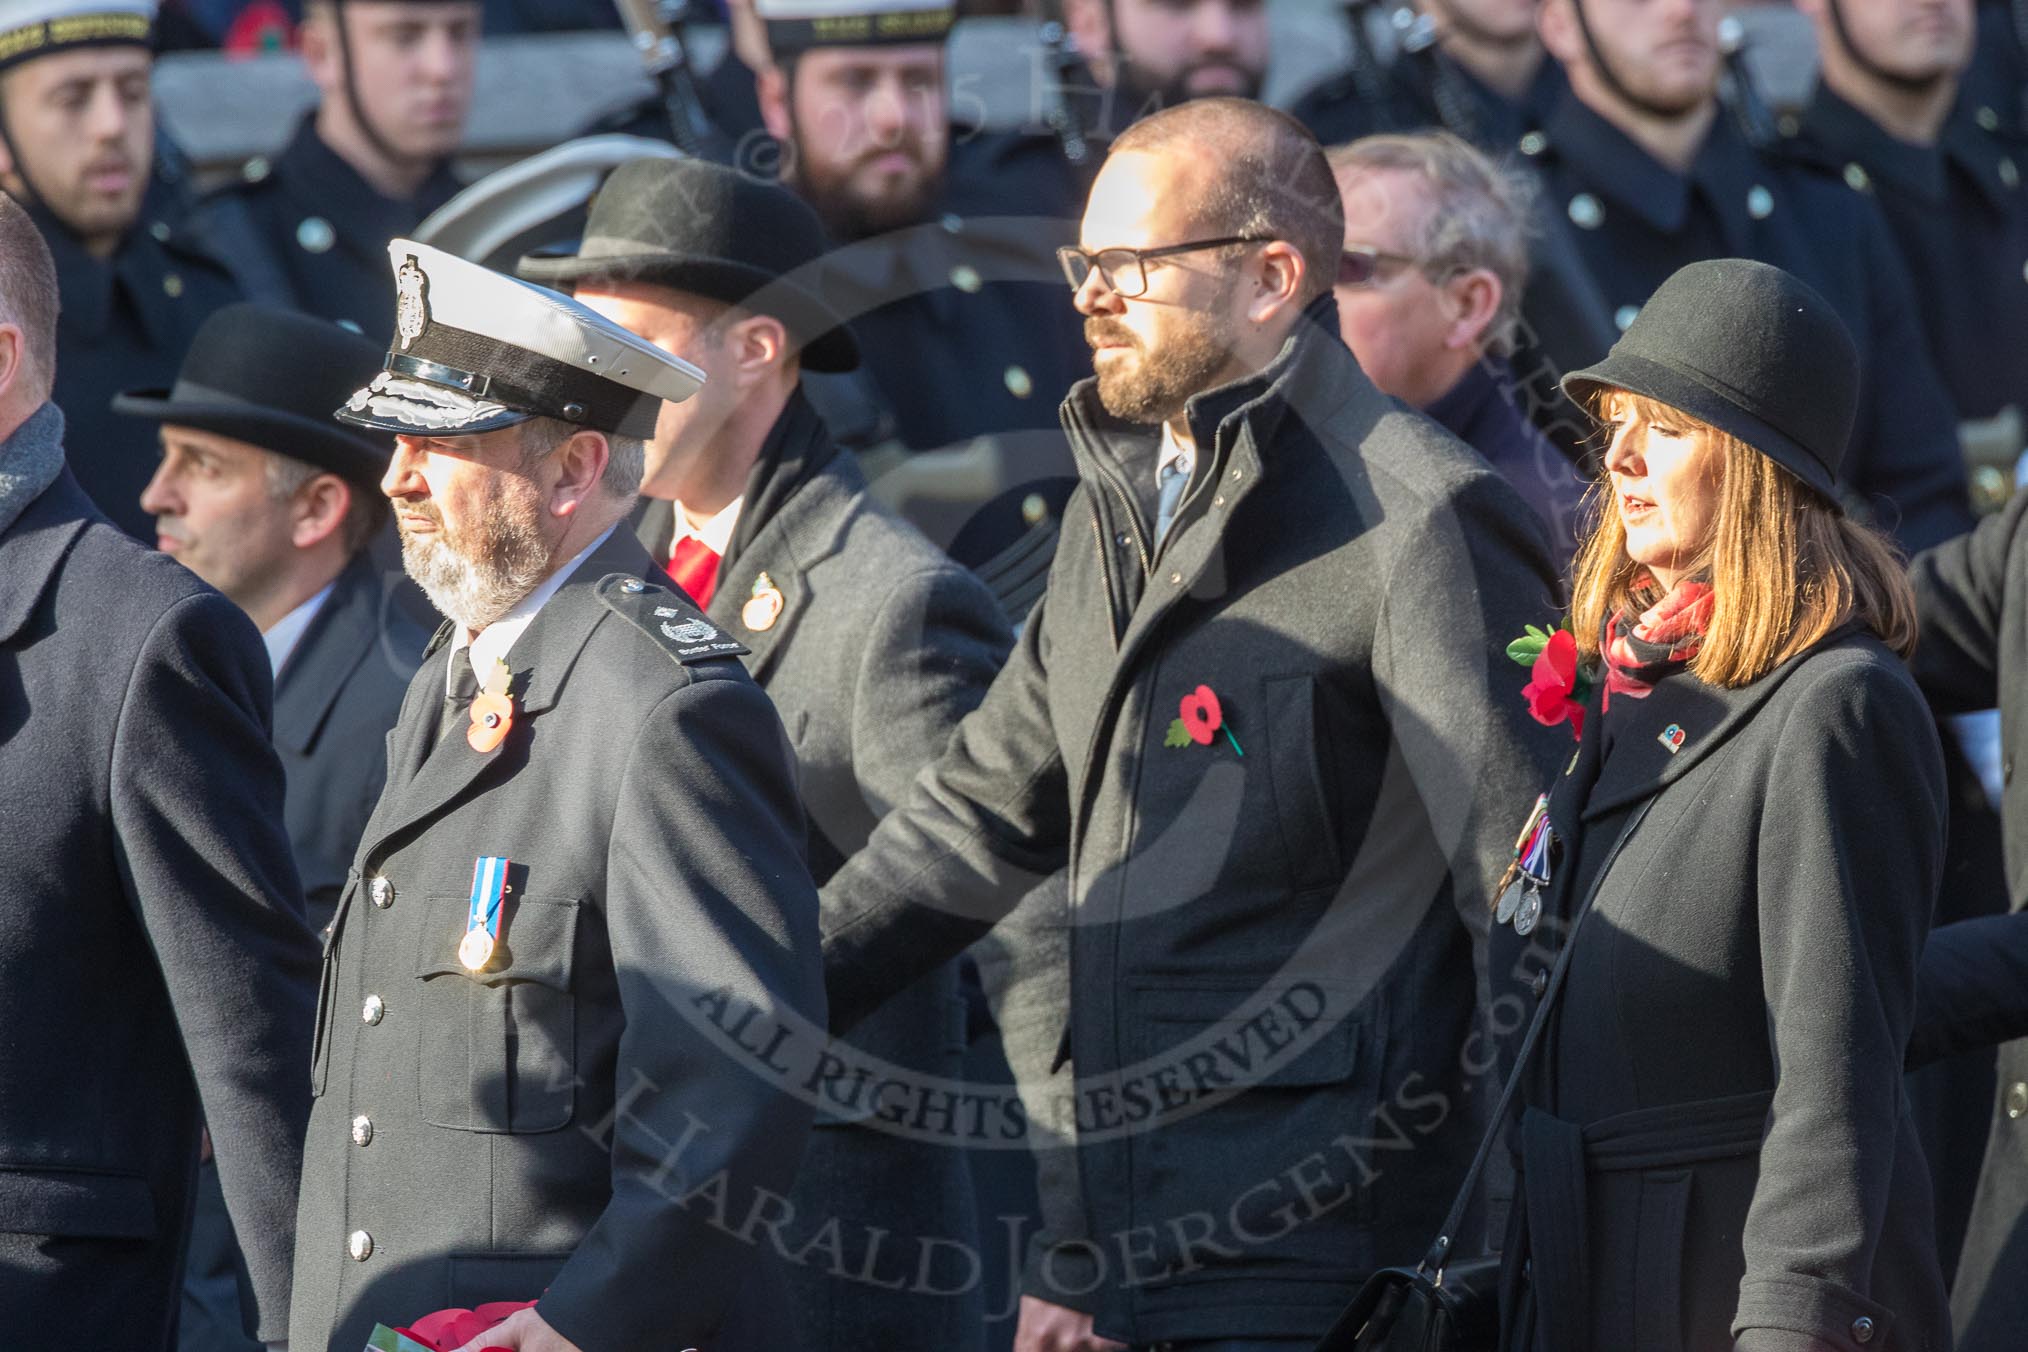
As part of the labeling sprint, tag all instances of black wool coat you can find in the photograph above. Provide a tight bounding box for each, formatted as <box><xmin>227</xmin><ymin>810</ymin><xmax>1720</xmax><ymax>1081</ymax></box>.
<box><xmin>0</xmin><ymin>442</ymin><xmax>319</xmax><ymax>1346</ymax></box>
<box><xmin>637</xmin><ymin>392</ymin><xmax>1015</xmax><ymax>1352</ymax></box>
<box><xmin>1490</xmin><ymin>633</ymin><xmax>1951</xmax><ymax>1352</ymax></box>
<box><xmin>823</xmin><ymin>305</ymin><xmax>1568</xmax><ymax>1344</ymax></box>
<box><xmin>1906</xmin><ymin>489</ymin><xmax>2028</xmax><ymax>1350</ymax></box>
<box><xmin>289</xmin><ymin>528</ymin><xmax>824</xmax><ymax>1352</ymax></box>
<box><xmin>276</xmin><ymin>550</ymin><xmax>432</xmax><ymax>934</ymax></box>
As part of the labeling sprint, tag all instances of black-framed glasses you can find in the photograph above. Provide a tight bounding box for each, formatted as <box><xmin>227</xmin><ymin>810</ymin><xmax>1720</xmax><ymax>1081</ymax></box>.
<box><xmin>1336</xmin><ymin>245</ymin><xmax>1419</xmax><ymax>288</ymax></box>
<box><xmin>1058</xmin><ymin>235</ymin><xmax>1269</xmax><ymax>297</ymax></box>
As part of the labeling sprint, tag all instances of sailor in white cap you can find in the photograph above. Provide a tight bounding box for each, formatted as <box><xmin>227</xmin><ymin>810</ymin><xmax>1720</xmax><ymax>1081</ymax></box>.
<box><xmin>291</xmin><ymin>239</ymin><xmax>826</xmax><ymax>1352</ymax></box>
<box><xmin>0</xmin><ymin>0</ymin><xmax>243</xmax><ymax>539</ymax></box>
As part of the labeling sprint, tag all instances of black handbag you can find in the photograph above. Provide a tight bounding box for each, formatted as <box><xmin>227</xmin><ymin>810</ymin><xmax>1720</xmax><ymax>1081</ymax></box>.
<box><xmin>1312</xmin><ymin>816</ymin><xmax>1630</xmax><ymax>1352</ymax></box>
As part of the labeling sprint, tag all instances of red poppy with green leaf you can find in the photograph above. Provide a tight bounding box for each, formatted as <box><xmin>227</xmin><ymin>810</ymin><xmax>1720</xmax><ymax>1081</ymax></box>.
<box><xmin>1508</xmin><ymin>620</ymin><xmax>1593</xmax><ymax>741</ymax></box>
<box><xmin>1164</xmin><ymin>684</ymin><xmax>1244</xmax><ymax>755</ymax></box>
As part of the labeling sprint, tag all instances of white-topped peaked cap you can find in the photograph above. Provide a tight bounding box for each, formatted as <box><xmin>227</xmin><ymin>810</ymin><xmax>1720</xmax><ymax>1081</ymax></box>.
<box><xmin>755</xmin><ymin>0</ymin><xmax>952</xmax><ymax>54</ymax></box>
<box><xmin>0</xmin><ymin>0</ymin><xmax>154</xmax><ymax>71</ymax></box>
<box><xmin>336</xmin><ymin>239</ymin><xmax>704</xmax><ymax>440</ymax></box>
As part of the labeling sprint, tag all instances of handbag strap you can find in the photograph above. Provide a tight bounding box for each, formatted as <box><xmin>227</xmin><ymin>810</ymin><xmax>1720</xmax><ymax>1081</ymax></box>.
<box><xmin>1414</xmin><ymin>798</ymin><xmax>1655</xmax><ymax>1278</ymax></box>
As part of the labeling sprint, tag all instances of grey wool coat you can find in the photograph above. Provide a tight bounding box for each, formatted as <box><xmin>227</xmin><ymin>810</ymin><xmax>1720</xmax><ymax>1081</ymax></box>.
<box><xmin>289</xmin><ymin>527</ymin><xmax>825</xmax><ymax>1352</ymax></box>
<box><xmin>822</xmin><ymin>300</ymin><xmax>1569</xmax><ymax>1345</ymax></box>
<box><xmin>1905</xmin><ymin>488</ymin><xmax>2028</xmax><ymax>1351</ymax></box>
<box><xmin>636</xmin><ymin>389</ymin><xmax>1014</xmax><ymax>1352</ymax></box>
<box><xmin>1488</xmin><ymin>634</ymin><xmax>1951</xmax><ymax>1352</ymax></box>
<box><xmin>0</xmin><ymin>418</ymin><xmax>319</xmax><ymax>1346</ymax></box>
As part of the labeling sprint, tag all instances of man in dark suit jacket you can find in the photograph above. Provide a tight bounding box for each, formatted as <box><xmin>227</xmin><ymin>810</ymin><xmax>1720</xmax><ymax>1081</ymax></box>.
<box><xmin>117</xmin><ymin>304</ymin><xmax>429</xmax><ymax>1352</ymax></box>
<box><xmin>0</xmin><ymin>193</ymin><xmax>317</xmax><ymax>1349</ymax></box>
<box><xmin>291</xmin><ymin>238</ymin><xmax>823</xmax><ymax>1352</ymax></box>
<box><xmin>528</xmin><ymin>156</ymin><xmax>1014</xmax><ymax>1352</ymax></box>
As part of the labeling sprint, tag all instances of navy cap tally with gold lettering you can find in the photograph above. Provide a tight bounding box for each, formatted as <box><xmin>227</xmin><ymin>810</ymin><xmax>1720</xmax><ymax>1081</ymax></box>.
<box><xmin>0</xmin><ymin>0</ymin><xmax>152</xmax><ymax>72</ymax></box>
<box><xmin>756</xmin><ymin>0</ymin><xmax>953</xmax><ymax>57</ymax></box>
<box><xmin>337</xmin><ymin>239</ymin><xmax>704</xmax><ymax>440</ymax></box>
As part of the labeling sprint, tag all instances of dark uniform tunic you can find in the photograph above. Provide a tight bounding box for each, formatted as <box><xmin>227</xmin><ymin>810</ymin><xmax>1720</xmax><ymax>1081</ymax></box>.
<box><xmin>37</xmin><ymin>186</ymin><xmax>240</xmax><ymax>539</ymax></box>
<box><xmin>1788</xmin><ymin>84</ymin><xmax>2028</xmax><ymax>425</ymax></box>
<box><xmin>1525</xmin><ymin>90</ymin><xmax>1975</xmax><ymax>552</ymax></box>
<box><xmin>206</xmin><ymin>114</ymin><xmax>462</xmax><ymax>343</ymax></box>
<box><xmin>1290</xmin><ymin>41</ymin><xmax>1566</xmax><ymax>151</ymax></box>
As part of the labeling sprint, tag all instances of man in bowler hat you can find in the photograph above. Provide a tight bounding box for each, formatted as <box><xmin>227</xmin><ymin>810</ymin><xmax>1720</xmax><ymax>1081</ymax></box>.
<box><xmin>0</xmin><ymin>190</ymin><xmax>316</xmax><ymax>1350</ymax></box>
<box><xmin>525</xmin><ymin>154</ymin><xmax>1014</xmax><ymax>1352</ymax></box>
<box><xmin>123</xmin><ymin>303</ymin><xmax>429</xmax><ymax>936</ymax></box>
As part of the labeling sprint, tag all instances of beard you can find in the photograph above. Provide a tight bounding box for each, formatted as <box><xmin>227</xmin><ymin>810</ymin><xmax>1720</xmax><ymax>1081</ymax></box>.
<box><xmin>1112</xmin><ymin>56</ymin><xmax>1265</xmax><ymax>119</ymax></box>
<box><xmin>791</xmin><ymin>140</ymin><xmax>945</xmax><ymax>243</ymax></box>
<box><xmin>398</xmin><ymin>479</ymin><xmax>554</xmax><ymax>632</ymax></box>
<box><xmin>1087</xmin><ymin>308</ymin><xmax>1237</xmax><ymax>424</ymax></box>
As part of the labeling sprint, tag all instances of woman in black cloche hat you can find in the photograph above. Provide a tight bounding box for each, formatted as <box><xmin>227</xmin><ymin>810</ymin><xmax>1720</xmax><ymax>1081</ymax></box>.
<box><xmin>1485</xmin><ymin>258</ymin><xmax>1952</xmax><ymax>1352</ymax></box>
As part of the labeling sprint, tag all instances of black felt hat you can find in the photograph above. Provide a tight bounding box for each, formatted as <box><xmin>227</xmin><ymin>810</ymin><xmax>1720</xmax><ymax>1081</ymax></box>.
<box><xmin>1562</xmin><ymin>258</ymin><xmax>1859</xmax><ymax>503</ymax></box>
<box><xmin>114</xmin><ymin>303</ymin><xmax>392</xmax><ymax>487</ymax></box>
<box><xmin>517</xmin><ymin>157</ymin><xmax>859</xmax><ymax>374</ymax></box>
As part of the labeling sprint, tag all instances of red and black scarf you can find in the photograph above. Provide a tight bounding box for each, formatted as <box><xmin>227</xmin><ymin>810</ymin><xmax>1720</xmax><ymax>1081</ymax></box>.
<box><xmin>1602</xmin><ymin>576</ymin><xmax>1714</xmax><ymax>710</ymax></box>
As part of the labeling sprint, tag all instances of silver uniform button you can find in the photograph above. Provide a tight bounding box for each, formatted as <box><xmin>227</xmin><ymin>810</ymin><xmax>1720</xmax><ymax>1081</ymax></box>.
<box><xmin>362</xmin><ymin>993</ymin><xmax>385</xmax><ymax>1025</ymax></box>
<box><xmin>350</xmin><ymin>1115</ymin><xmax>373</xmax><ymax>1146</ymax></box>
<box><xmin>2003</xmin><ymin>157</ymin><xmax>2021</xmax><ymax>190</ymax></box>
<box><xmin>950</xmin><ymin>263</ymin><xmax>983</xmax><ymax>293</ymax></box>
<box><xmin>242</xmin><ymin>154</ymin><xmax>271</xmax><ymax>183</ymax></box>
<box><xmin>1850</xmin><ymin>1316</ymin><xmax>1875</xmax><ymax>1344</ymax></box>
<box><xmin>149</xmin><ymin>220</ymin><xmax>171</xmax><ymax>242</ymax></box>
<box><xmin>1615</xmin><ymin>304</ymin><xmax>1640</xmax><ymax>332</ymax></box>
<box><xmin>1004</xmin><ymin>364</ymin><xmax>1032</xmax><ymax>398</ymax></box>
<box><xmin>1567</xmin><ymin>193</ymin><xmax>1603</xmax><ymax>230</ymax></box>
<box><xmin>621</xmin><ymin>579</ymin><xmax>646</xmax><ymax>594</ymax></box>
<box><xmin>297</xmin><ymin>216</ymin><xmax>336</xmax><ymax>254</ymax></box>
<box><xmin>1518</xmin><ymin>130</ymin><xmax>1547</xmax><ymax>158</ymax></box>
<box><xmin>348</xmin><ymin>1229</ymin><xmax>374</xmax><ymax>1261</ymax></box>
<box><xmin>1746</xmin><ymin>184</ymin><xmax>1774</xmax><ymax>219</ymax></box>
<box><xmin>1979</xmin><ymin>106</ymin><xmax>2001</xmax><ymax>132</ymax></box>
<box><xmin>1843</xmin><ymin>163</ymin><xmax>1871</xmax><ymax>193</ymax></box>
<box><xmin>368</xmin><ymin>876</ymin><xmax>393</xmax><ymax>908</ymax></box>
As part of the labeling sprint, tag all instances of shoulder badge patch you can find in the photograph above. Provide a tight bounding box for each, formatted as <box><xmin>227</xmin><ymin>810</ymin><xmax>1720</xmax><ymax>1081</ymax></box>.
<box><xmin>596</xmin><ymin>574</ymin><xmax>750</xmax><ymax>665</ymax></box>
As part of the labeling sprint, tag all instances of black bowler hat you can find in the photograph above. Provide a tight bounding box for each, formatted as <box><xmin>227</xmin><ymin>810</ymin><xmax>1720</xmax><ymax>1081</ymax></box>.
<box><xmin>517</xmin><ymin>158</ymin><xmax>860</xmax><ymax>374</ymax></box>
<box><xmin>1562</xmin><ymin>258</ymin><xmax>1859</xmax><ymax>503</ymax></box>
<box><xmin>114</xmin><ymin>303</ymin><xmax>392</xmax><ymax>487</ymax></box>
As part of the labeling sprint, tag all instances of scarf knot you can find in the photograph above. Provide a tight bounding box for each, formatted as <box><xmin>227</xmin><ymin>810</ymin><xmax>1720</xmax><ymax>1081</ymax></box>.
<box><xmin>1602</xmin><ymin>577</ymin><xmax>1714</xmax><ymax>709</ymax></box>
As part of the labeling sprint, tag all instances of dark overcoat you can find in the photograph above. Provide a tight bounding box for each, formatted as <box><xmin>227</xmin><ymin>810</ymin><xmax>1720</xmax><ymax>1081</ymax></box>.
<box><xmin>823</xmin><ymin>304</ymin><xmax>1568</xmax><ymax>1344</ymax></box>
<box><xmin>288</xmin><ymin>527</ymin><xmax>825</xmax><ymax>1351</ymax></box>
<box><xmin>1490</xmin><ymin>633</ymin><xmax>1951</xmax><ymax>1352</ymax></box>
<box><xmin>0</xmin><ymin>433</ymin><xmax>318</xmax><ymax>1346</ymax></box>
<box><xmin>636</xmin><ymin>392</ymin><xmax>1014</xmax><ymax>1351</ymax></box>
<box><xmin>277</xmin><ymin>550</ymin><xmax>432</xmax><ymax>934</ymax></box>
<box><xmin>1906</xmin><ymin>489</ymin><xmax>2028</xmax><ymax>1350</ymax></box>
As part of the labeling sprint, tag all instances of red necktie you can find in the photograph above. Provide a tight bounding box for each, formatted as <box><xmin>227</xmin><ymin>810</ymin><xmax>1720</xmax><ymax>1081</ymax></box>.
<box><xmin>667</xmin><ymin>534</ymin><xmax>721</xmax><ymax>608</ymax></box>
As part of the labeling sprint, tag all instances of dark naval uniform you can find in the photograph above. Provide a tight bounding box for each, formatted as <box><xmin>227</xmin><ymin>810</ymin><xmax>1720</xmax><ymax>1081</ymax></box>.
<box><xmin>1524</xmin><ymin>90</ymin><xmax>1976</xmax><ymax>551</ymax></box>
<box><xmin>1789</xmin><ymin>85</ymin><xmax>2028</xmax><ymax>427</ymax></box>
<box><xmin>207</xmin><ymin>115</ymin><xmax>463</xmax><ymax>342</ymax></box>
<box><xmin>1290</xmin><ymin>38</ymin><xmax>1567</xmax><ymax>151</ymax></box>
<box><xmin>36</xmin><ymin>186</ymin><xmax>240</xmax><ymax>539</ymax></box>
<box><xmin>638</xmin><ymin>391</ymin><xmax>1013</xmax><ymax>1352</ymax></box>
<box><xmin>290</xmin><ymin>532</ymin><xmax>823</xmax><ymax>1351</ymax></box>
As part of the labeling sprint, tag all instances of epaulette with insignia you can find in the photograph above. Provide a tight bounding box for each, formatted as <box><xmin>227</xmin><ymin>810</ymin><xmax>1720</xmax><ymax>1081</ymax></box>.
<box><xmin>596</xmin><ymin>574</ymin><xmax>750</xmax><ymax>664</ymax></box>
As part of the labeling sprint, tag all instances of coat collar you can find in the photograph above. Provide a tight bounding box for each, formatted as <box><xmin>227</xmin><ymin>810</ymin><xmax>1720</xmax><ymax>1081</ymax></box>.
<box><xmin>272</xmin><ymin>552</ymin><xmax>416</xmax><ymax>754</ymax></box>
<box><xmin>1544</xmin><ymin>91</ymin><xmax>1770</xmax><ymax>250</ymax></box>
<box><xmin>272</xmin><ymin>112</ymin><xmax>463</xmax><ymax>261</ymax></box>
<box><xmin>1574</xmin><ymin>624</ymin><xmax>1870</xmax><ymax>822</ymax></box>
<box><xmin>0</xmin><ymin>465</ymin><xmax>90</xmax><ymax>645</ymax></box>
<box><xmin>1801</xmin><ymin>82</ymin><xmax>1948</xmax><ymax>203</ymax></box>
<box><xmin>708</xmin><ymin>450</ymin><xmax>862</xmax><ymax>682</ymax></box>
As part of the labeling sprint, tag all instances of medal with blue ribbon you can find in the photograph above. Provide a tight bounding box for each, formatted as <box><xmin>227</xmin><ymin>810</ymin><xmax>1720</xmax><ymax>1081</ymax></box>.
<box><xmin>459</xmin><ymin>855</ymin><xmax>509</xmax><ymax>971</ymax></box>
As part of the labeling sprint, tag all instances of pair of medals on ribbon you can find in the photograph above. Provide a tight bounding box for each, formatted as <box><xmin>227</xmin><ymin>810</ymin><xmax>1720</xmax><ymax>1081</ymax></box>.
<box><xmin>459</xmin><ymin>855</ymin><xmax>509</xmax><ymax>972</ymax></box>
<box><xmin>1496</xmin><ymin>794</ymin><xmax>1554</xmax><ymax>936</ymax></box>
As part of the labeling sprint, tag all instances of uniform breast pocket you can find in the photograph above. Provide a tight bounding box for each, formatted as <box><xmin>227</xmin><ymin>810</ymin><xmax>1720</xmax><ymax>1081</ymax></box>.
<box><xmin>414</xmin><ymin>894</ymin><xmax>580</xmax><ymax>1134</ymax></box>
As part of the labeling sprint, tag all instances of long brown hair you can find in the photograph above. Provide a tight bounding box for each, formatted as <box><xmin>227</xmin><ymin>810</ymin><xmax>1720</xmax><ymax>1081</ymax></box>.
<box><xmin>1568</xmin><ymin>391</ymin><xmax>1917</xmax><ymax>685</ymax></box>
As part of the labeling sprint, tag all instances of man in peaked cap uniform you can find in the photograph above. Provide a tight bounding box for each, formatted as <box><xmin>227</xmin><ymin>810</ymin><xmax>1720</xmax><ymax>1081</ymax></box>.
<box><xmin>200</xmin><ymin>0</ymin><xmax>479</xmax><ymax>341</ymax></box>
<box><xmin>1524</xmin><ymin>0</ymin><xmax>1975</xmax><ymax>554</ymax></box>
<box><xmin>119</xmin><ymin>305</ymin><xmax>426</xmax><ymax>1352</ymax></box>
<box><xmin>526</xmin><ymin>155</ymin><xmax>1014</xmax><ymax>1352</ymax></box>
<box><xmin>289</xmin><ymin>239</ymin><xmax>825</xmax><ymax>1352</ymax></box>
<box><xmin>0</xmin><ymin>0</ymin><xmax>240</xmax><ymax>538</ymax></box>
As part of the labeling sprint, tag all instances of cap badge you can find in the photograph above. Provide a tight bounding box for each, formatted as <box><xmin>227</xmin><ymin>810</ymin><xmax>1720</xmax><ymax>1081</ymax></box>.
<box><xmin>396</xmin><ymin>254</ymin><xmax>431</xmax><ymax>351</ymax></box>
<box><xmin>743</xmin><ymin>573</ymin><xmax>785</xmax><ymax>632</ymax></box>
